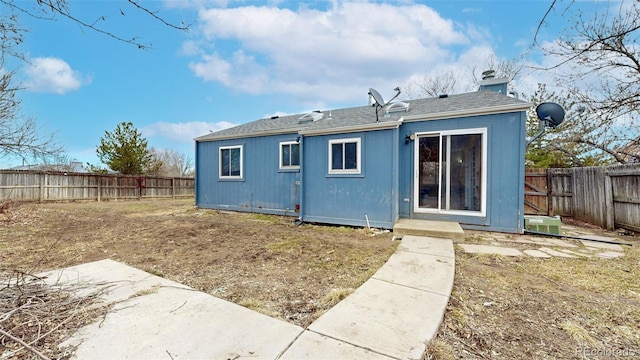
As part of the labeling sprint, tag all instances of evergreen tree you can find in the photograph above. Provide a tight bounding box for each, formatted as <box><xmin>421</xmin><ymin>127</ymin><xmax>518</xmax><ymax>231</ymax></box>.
<box><xmin>96</xmin><ymin>122</ymin><xmax>161</xmax><ymax>175</ymax></box>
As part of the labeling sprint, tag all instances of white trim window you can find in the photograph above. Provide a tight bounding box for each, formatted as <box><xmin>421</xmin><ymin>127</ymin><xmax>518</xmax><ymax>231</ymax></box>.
<box><xmin>219</xmin><ymin>145</ymin><xmax>243</xmax><ymax>179</ymax></box>
<box><xmin>279</xmin><ymin>141</ymin><xmax>300</xmax><ymax>169</ymax></box>
<box><xmin>329</xmin><ymin>137</ymin><xmax>361</xmax><ymax>174</ymax></box>
<box><xmin>413</xmin><ymin>128</ymin><xmax>487</xmax><ymax>216</ymax></box>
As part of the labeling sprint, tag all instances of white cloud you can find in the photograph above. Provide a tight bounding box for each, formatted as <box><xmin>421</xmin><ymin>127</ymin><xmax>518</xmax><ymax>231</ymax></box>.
<box><xmin>142</xmin><ymin>121</ymin><xmax>237</xmax><ymax>142</ymax></box>
<box><xmin>23</xmin><ymin>57</ymin><xmax>89</xmax><ymax>94</ymax></box>
<box><xmin>163</xmin><ymin>0</ymin><xmax>227</xmax><ymax>9</ymax></box>
<box><xmin>179</xmin><ymin>40</ymin><xmax>205</xmax><ymax>56</ymax></box>
<box><xmin>189</xmin><ymin>50</ymin><xmax>269</xmax><ymax>94</ymax></box>
<box><xmin>187</xmin><ymin>2</ymin><xmax>476</xmax><ymax>103</ymax></box>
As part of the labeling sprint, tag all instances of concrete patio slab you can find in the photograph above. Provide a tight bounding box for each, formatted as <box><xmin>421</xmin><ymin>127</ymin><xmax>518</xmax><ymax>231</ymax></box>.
<box><xmin>559</xmin><ymin>249</ymin><xmax>592</xmax><ymax>257</ymax></box>
<box><xmin>398</xmin><ymin>235</ymin><xmax>455</xmax><ymax>258</ymax></box>
<box><xmin>509</xmin><ymin>236</ymin><xmax>577</xmax><ymax>248</ymax></box>
<box><xmin>580</xmin><ymin>237</ymin><xmax>624</xmax><ymax>251</ymax></box>
<box><xmin>279</xmin><ymin>331</ymin><xmax>394</xmax><ymax>360</ymax></box>
<box><xmin>503</xmin><ymin>238</ymin><xmax>555</xmax><ymax>246</ymax></box>
<box><xmin>597</xmin><ymin>251</ymin><xmax>625</xmax><ymax>259</ymax></box>
<box><xmin>523</xmin><ymin>249</ymin><xmax>552</xmax><ymax>258</ymax></box>
<box><xmin>538</xmin><ymin>247</ymin><xmax>575</xmax><ymax>258</ymax></box>
<box><xmin>458</xmin><ymin>244</ymin><xmax>523</xmax><ymax>256</ymax></box>
<box><xmin>46</xmin><ymin>260</ymin><xmax>304</xmax><ymax>360</ymax></box>
<box><xmin>308</xmin><ymin>278</ymin><xmax>449</xmax><ymax>360</ymax></box>
<box><xmin>544</xmin><ymin>238</ymin><xmax>578</xmax><ymax>248</ymax></box>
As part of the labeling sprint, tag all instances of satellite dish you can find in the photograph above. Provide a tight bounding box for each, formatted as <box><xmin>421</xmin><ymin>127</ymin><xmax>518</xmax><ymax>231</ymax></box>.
<box><xmin>369</xmin><ymin>88</ymin><xmax>385</xmax><ymax>107</ymax></box>
<box><xmin>368</xmin><ymin>87</ymin><xmax>401</xmax><ymax>122</ymax></box>
<box><xmin>527</xmin><ymin>102</ymin><xmax>566</xmax><ymax>147</ymax></box>
<box><xmin>536</xmin><ymin>102</ymin><xmax>565</xmax><ymax>128</ymax></box>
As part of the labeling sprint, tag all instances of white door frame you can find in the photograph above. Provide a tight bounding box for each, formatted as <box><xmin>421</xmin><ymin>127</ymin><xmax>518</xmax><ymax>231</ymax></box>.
<box><xmin>413</xmin><ymin>128</ymin><xmax>487</xmax><ymax>217</ymax></box>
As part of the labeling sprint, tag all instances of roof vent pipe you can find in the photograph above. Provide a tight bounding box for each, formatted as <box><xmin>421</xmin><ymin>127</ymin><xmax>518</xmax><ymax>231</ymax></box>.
<box><xmin>481</xmin><ymin>70</ymin><xmax>495</xmax><ymax>80</ymax></box>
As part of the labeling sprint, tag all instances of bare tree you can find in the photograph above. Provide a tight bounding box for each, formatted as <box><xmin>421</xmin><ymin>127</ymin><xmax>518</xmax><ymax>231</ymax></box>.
<box><xmin>0</xmin><ymin>8</ymin><xmax>61</xmax><ymax>163</ymax></box>
<box><xmin>408</xmin><ymin>55</ymin><xmax>524</xmax><ymax>99</ymax></box>
<box><xmin>405</xmin><ymin>70</ymin><xmax>462</xmax><ymax>99</ymax></box>
<box><xmin>525</xmin><ymin>83</ymin><xmax>612</xmax><ymax>168</ymax></box>
<box><xmin>0</xmin><ymin>0</ymin><xmax>189</xmax><ymax>49</ymax></box>
<box><xmin>469</xmin><ymin>55</ymin><xmax>524</xmax><ymax>88</ymax></box>
<box><xmin>40</xmin><ymin>152</ymin><xmax>85</xmax><ymax>172</ymax></box>
<box><xmin>150</xmin><ymin>148</ymin><xmax>194</xmax><ymax>177</ymax></box>
<box><xmin>536</xmin><ymin>1</ymin><xmax>640</xmax><ymax>164</ymax></box>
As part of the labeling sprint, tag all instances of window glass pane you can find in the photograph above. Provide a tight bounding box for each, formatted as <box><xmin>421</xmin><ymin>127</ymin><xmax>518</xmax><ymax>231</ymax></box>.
<box><xmin>221</xmin><ymin>149</ymin><xmax>230</xmax><ymax>176</ymax></box>
<box><xmin>418</xmin><ymin>136</ymin><xmax>440</xmax><ymax>209</ymax></box>
<box><xmin>331</xmin><ymin>143</ymin><xmax>343</xmax><ymax>170</ymax></box>
<box><xmin>282</xmin><ymin>144</ymin><xmax>291</xmax><ymax>167</ymax></box>
<box><xmin>440</xmin><ymin>137</ymin><xmax>448</xmax><ymax>209</ymax></box>
<box><xmin>230</xmin><ymin>148</ymin><xmax>240</xmax><ymax>176</ymax></box>
<box><xmin>291</xmin><ymin>143</ymin><xmax>300</xmax><ymax>166</ymax></box>
<box><xmin>344</xmin><ymin>142</ymin><xmax>357</xmax><ymax>169</ymax></box>
<box><xmin>449</xmin><ymin>134</ymin><xmax>482</xmax><ymax>211</ymax></box>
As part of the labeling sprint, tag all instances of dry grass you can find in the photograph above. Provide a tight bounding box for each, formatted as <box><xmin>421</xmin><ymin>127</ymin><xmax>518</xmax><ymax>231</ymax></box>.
<box><xmin>0</xmin><ymin>199</ymin><xmax>397</xmax><ymax>356</ymax></box>
<box><xmin>434</xmin><ymin>229</ymin><xmax>640</xmax><ymax>359</ymax></box>
<box><xmin>238</xmin><ymin>297</ymin><xmax>280</xmax><ymax>318</ymax></box>
<box><xmin>321</xmin><ymin>287</ymin><xmax>354</xmax><ymax>307</ymax></box>
<box><xmin>424</xmin><ymin>339</ymin><xmax>456</xmax><ymax>360</ymax></box>
<box><xmin>559</xmin><ymin>320</ymin><xmax>598</xmax><ymax>346</ymax></box>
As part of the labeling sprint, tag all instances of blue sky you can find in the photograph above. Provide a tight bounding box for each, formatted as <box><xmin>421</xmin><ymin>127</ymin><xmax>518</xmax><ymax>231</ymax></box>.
<box><xmin>2</xmin><ymin>0</ymin><xmax>607</xmax><ymax>168</ymax></box>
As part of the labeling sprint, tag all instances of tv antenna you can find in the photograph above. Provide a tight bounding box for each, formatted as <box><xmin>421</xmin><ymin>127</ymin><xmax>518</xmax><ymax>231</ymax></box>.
<box><xmin>369</xmin><ymin>87</ymin><xmax>401</xmax><ymax>122</ymax></box>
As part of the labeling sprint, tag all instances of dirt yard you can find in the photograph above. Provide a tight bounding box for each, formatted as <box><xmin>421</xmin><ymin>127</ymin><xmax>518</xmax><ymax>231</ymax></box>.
<box><xmin>0</xmin><ymin>199</ymin><xmax>395</xmax><ymax>325</ymax></box>
<box><xmin>2</xmin><ymin>199</ymin><xmax>639</xmax><ymax>360</ymax></box>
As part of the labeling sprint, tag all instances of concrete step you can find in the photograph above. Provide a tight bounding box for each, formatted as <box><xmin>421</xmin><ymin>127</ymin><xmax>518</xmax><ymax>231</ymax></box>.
<box><xmin>393</xmin><ymin>219</ymin><xmax>465</xmax><ymax>243</ymax></box>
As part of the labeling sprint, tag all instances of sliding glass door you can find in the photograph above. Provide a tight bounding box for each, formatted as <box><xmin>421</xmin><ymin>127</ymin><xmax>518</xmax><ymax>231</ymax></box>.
<box><xmin>414</xmin><ymin>128</ymin><xmax>486</xmax><ymax>216</ymax></box>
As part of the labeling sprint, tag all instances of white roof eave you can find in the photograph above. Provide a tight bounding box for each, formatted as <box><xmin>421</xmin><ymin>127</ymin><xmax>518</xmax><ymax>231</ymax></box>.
<box><xmin>402</xmin><ymin>103</ymin><xmax>532</xmax><ymax>123</ymax></box>
<box><xmin>298</xmin><ymin>119</ymin><xmax>402</xmax><ymax>136</ymax></box>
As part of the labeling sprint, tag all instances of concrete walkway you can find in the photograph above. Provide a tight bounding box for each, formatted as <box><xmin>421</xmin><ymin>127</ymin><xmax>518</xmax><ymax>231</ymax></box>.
<box><xmin>44</xmin><ymin>235</ymin><xmax>455</xmax><ymax>360</ymax></box>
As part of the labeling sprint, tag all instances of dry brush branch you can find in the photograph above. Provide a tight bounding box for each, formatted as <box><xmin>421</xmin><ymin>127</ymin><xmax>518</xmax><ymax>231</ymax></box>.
<box><xmin>0</xmin><ymin>272</ymin><xmax>111</xmax><ymax>360</ymax></box>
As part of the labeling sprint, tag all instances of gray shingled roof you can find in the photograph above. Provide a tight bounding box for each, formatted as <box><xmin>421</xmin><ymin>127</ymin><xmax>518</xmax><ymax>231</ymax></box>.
<box><xmin>194</xmin><ymin>90</ymin><xmax>530</xmax><ymax>141</ymax></box>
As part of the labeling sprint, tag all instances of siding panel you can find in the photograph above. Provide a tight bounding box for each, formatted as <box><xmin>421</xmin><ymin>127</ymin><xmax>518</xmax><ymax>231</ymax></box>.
<box><xmin>195</xmin><ymin>134</ymin><xmax>300</xmax><ymax>216</ymax></box>
<box><xmin>302</xmin><ymin>130</ymin><xmax>396</xmax><ymax>228</ymax></box>
<box><xmin>399</xmin><ymin>112</ymin><xmax>526</xmax><ymax>233</ymax></box>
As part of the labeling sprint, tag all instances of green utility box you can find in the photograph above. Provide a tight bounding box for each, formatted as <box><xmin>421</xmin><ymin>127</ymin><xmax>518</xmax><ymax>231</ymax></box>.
<box><xmin>524</xmin><ymin>215</ymin><xmax>562</xmax><ymax>235</ymax></box>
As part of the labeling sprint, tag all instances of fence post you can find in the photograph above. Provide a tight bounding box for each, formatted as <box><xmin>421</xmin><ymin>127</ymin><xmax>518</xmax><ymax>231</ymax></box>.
<box><xmin>39</xmin><ymin>173</ymin><xmax>47</xmax><ymax>202</ymax></box>
<box><xmin>172</xmin><ymin>178</ymin><xmax>176</xmax><ymax>199</ymax></box>
<box><xmin>604</xmin><ymin>172</ymin><xmax>615</xmax><ymax>230</ymax></box>
<box><xmin>546</xmin><ymin>169</ymin><xmax>553</xmax><ymax>216</ymax></box>
<box><xmin>97</xmin><ymin>175</ymin><xmax>101</xmax><ymax>202</ymax></box>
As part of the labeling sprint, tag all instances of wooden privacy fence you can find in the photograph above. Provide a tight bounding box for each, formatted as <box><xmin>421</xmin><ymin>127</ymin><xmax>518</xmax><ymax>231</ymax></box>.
<box><xmin>524</xmin><ymin>168</ymin><xmax>549</xmax><ymax>215</ymax></box>
<box><xmin>525</xmin><ymin>164</ymin><xmax>640</xmax><ymax>232</ymax></box>
<box><xmin>0</xmin><ymin>170</ymin><xmax>194</xmax><ymax>202</ymax></box>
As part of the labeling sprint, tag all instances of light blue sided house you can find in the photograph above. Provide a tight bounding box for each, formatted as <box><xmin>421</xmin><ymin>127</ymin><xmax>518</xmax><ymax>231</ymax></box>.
<box><xmin>195</xmin><ymin>77</ymin><xmax>531</xmax><ymax>233</ymax></box>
